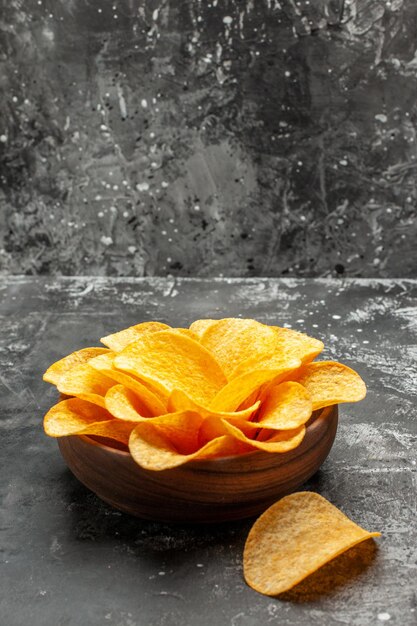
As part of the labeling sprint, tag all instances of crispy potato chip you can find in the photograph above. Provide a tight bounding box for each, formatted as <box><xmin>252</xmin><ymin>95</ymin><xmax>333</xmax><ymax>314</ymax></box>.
<box><xmin>198</xmin><ymin>318</ymin><xmax>279</xmax><ymax>379</ymax></box>
<box><xmin>165</xmin><ymin>389</ymin><xmax>260</xmax><ymax>443</ymax></box>
<box><xmin>231</xmin><ymin>327</ymin><xmax>324</xmax><ymax>378</ymax></box>
<box><xmin>100</xmin><ymin>321</ymin><xmax>170</xmax><ymax>352</ymax></box>
<box><xmin>44</xmin><ymin>398</ymin><xmax>134</xmax><ymax>444</ymax></box>
<box><xmin>104</xmin><ymin>385</ymin><xmax>190</xmax><ymax>423</ymax></box>
<box><xmin>129</xmin><ymin>420</ymin><xmax>251</xmax><ymax>471</ymax></box>
<box><xmin>273</xmin><ymin>326</ymin><xmax>324</xmax><ymax>361</ymax></box>
<box><xmin>107</xmin><ymin>388</ymin><xmax>234</xmax><ymax>447</ymax></box>
<box><xmin>43</xmin><ymin>347</ymin><xmax>110</xmax><ymax>386</ymax></box>
<box><xmin>105</xmin><ymin>384</ymin><xmax>154</xmax><ymax>421</ymax></box>
<box><xmin>56</xmin><ymin>363</ymin><xmax>116</xmax><ymax>407</ymax></box>
<box><xmin>172</xmin><ymin>328</ymin><xmax>199</xmax><ymax>341</ymax></box>
<box><xmin>257</xmin><ymin>382</ymin><xmax>313</xmax><ymax>430</ymax></box>
<box><xmin>188</xmin><ymin>319</ymin><xmax>218</xmax><ymax>338</ymax></box>
<box><xmin>209</xmin><ymin>363</ymin><xmax>300</xmax><ymax>413</ymax></box>
<box><xmin>114</xmin><ymin>330</ymin><xmax>227</xmax><ymax>406</ymax></box>
<box><xmin>199</xmin><ymin>411</ymin><xmax>261</xmax><ymax>442</ymax></box>
<box><xmin>222</xmin><ymin>420</ymin><xmax>306</xmax><ymax>452</ymax></box>
<box><xmin>243</xmin><ymin>492</ymin><xmax>381</xmax><ymax>596</ymax></box>
<box><xmin>89</xmin><ymin>353</ymin><xmax>167</xmax><ymax>415</ymax></box>
<box><xmin>291</xmin><ymin>361</ymin><xmax>367</xmax><ymax>410</ymax></box>
<box><xmin>168</xmin><ymin>389</ymin><xmax>260</xmax><ymax>420</ymax></box>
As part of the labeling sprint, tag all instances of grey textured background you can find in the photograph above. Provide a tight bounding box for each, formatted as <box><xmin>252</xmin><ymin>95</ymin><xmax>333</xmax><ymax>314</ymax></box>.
<box><xmin>1</xmin><ymin>0</ymin><xmax>417</xmax><ymax>277</ymax></box>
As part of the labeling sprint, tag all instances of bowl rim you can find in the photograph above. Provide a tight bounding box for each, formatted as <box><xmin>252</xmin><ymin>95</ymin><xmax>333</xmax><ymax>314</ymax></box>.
<box><xmin>73</xmin><ymin>404</ymin><xmax>337</xmax><ymax>465</ymax></box>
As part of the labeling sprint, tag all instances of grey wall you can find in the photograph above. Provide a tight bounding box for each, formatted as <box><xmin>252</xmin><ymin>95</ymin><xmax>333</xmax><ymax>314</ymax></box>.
<box><xmin>0</xmin><ymin>0</ymin><xmax>416</xmax><ymax>277</ymax></box>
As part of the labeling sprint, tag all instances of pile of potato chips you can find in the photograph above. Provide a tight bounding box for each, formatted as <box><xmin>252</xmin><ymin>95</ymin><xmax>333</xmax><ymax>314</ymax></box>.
<box><xmin>43</xmin><ymin>318</ymin><xmax>366</xmax><ymax>471</ymax></box>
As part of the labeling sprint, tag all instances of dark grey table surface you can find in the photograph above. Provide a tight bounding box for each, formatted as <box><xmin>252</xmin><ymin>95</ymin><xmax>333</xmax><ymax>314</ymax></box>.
<box><xmin>1</xmin><ymin>277</ymin><xmax>416</xmax><ymax>626</ymax></box>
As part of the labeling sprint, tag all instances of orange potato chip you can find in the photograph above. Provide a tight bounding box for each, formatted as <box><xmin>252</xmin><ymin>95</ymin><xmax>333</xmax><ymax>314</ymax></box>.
<box><xmin>43</xmin><ymin>397</ymin><xmax>134</xmax><ymax>444</ymax></box>
<box><xmin>188</xmin><ymin>319</ymin><xmax>218</xmax><ymax>338</ymax></box>
<box><xmin>199</xmin><ymin>412</ymin><xmax>260</xmax><ymax>442</ymax></box>
<box><xmin>107</xmin><ymin>388</ymin><xmax>237</xmax><ymax>448</ymax></box>
<box><xmin>165</xmin><ymin>389</ymin><xmax>260</xmax><ymax>443</ymax></box>
<box><xmin>291</xmin><ymin>361</ymin><xmax>367</xmax><ymax>410</ymax></box>
<box><xmin>172</xmin><ymin>327</ymin><xmax>199</xmax><ymax>341</ymax></box>
<box><xmin>105</xmin><ymin>384</ymin><xmax>155</xmax><ymax>421</ymax></box>
<box><xmin>257</xmin><ymin>382</ymin><xmax>313</xmax><ymax>430</ymax></box>
<box><xmin>129</xmin><ymin>419</ymin><xmax>251</xmax><ymax>471</ymax></box>
<box><xmin>273</xmin><ymin>326</ymin><xmax>324</xmax><ymax>361</ymax></box>
<box><xmin>114</xmin><ymin>330</ymin><xmax>227</xmax><ymax>406</ymax></box>
<box><xmin>100</xmin><ymin>321</ymin><xmax>170</xmax><ymax>352</ymax></box>
<box><xmin>43</xmin><ymin>347</ymin><xmax>110</xmax><ymax>386</ymax></box>
<box><xmin>243</xmin><ymin>492</ymin><xmax>381</xmax><ymax>596</ymax></box>
<box><xmin>231</xmin><ymin>327</ymin><xmax>324</xmax><ymax>379</ymax></box>
<box><xmin>221</xmin><ymin>420</ymin><xmax>306</xmax><ymax>452</ymax></box>
<box><xmin>209</xmin><ymin>363</ymin><xmax>300</xmax><ymax>413</ymax></box>
<box><xmin>88</xmin><ymin>352</ymin><xmax>167</xmax><ymax>415</ymax></box>
<box><xmin>198</xmin><ymin>318</ymin><xmax>279</xmax><ymax>379</ymax></box>
<box><xmin>167</xmin><ymin>389</ymin><xmax>260</xmax><ymax>420</ymax></box>
<box><xmin>56</xmin><ymin>362</ymin><xmax>115</xmax><ymax>408</ymax></box>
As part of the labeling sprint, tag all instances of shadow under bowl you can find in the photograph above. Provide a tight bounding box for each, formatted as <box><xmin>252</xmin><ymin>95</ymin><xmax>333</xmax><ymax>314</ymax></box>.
<box><xmin>58</xmin><ymin>405</ymin><xmax>338</xmax><ymax>523</ymax></box>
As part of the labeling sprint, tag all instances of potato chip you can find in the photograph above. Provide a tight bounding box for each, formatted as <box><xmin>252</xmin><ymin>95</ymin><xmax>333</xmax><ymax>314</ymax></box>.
<box><xmin>129</xmin><ymin>418</ymin><xmax>251</xmax><ymax>471</ymax></box>
<box><xmin>256</xmin><ymin>382</ymin><xmax>313</xmax><ymax>430</ymax></box>
<box><xmin>199</xmin><ymin>412</ymin><xmax>259</xmax><ymax>443</ymax></box>
<box><xmin>168</xmin><ymin>389</ymin><xmax>260</xmax><ymax>420</ymax></box>
<box><xmin>105</xmin><ymin>384</ymin><xmax>155</xmax><ymax>421</ymax></box>
<box><xmin>209</xmin><ymin>363</ymin><xmax>300</xmax><ymax>412</ymax></box>
<box><xmin>88</xmin><ymin>352</ymin><xmax>167</xmax><ymax>415</ymax></box>
<box><xmin>231</xmin><ymin>327</ymin><xmax>324</xmax><ymax>378</ymax></box>
<box><xmin>114</xmin><ymin>330</ymin><xmax>227</xmax><ymax>406</ymax></box>
<box><xmin>188</xmin><ymin>319</ymin><xmax>218</xmax><ymax>338</ymax></box>
<box><xmin>107</xmin><ymin>388</ymin><xmax>230</xmax><ymax>449</ymax></box>
<box><xmin>43</xmin><ymin>347</ymin><xmax>110</xmax><ymax>386</ymax></box>
<box><xmin>273</xmin><ymin>326</ymin><xmax>324</xmax><ymax>361</ymax></box>
<box><xmin>291</xmin><ymin>361</ymin><xmax>367</xmax><ymax>410</ymax></box>
<box><xmin>222</xmin><ymin>420</ymin><xmax>306</xmax><ymax>452</ymax></box>
<box><xmin>44</xmin><ymin>397</ymin><xmax>134</xmax><ymax>444</ymax></box>
<box><xmin>56</xmin><ymin>362</ymin><xmax>116</xmax><ymax>408</ymax></box>
<box><xmin>100</xmin><ymin>321</ymin><xmax>170</xmax><ymax>352</ymax></box>
<box><xmin>163</xmin><ymin>389</ymin><xmax>260</xmax><ymax>444</ymax></box>
<box><xmin>172</xmin><ymin>327</ymin><xmax>199</xmax><ymax>341</ymax></box>
<box><xmin>243</xmin><ymin>492</ymin><xmax>381</xmax><ymax>596</ymax></box>
<box><xmin>198</xmin><ymin>318</ymin><xmax>279</xmax><ymax>379</ymax></box>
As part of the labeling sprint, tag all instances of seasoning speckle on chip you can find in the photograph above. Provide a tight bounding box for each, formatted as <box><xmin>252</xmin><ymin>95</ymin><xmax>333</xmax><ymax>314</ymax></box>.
<box><xmin>243</xmin><ymin>492</ymin><xmax>380</xmax><ymax>596</ymax></box>
<box><xmin>42</xmin><ymin>318</ymin><xmax>366</xmax><ymax>465</ymax></box>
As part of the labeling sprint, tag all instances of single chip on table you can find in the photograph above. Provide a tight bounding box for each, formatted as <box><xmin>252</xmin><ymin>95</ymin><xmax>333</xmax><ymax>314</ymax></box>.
<box><xmin>243</xmin><ymin>492</ymin><xmax>380</xmax><ymax>596</ymax></box>
<box><xmin>43</xmin><ymin>397</ymin><xmax>135</xmax><ymax>444</ymax></box>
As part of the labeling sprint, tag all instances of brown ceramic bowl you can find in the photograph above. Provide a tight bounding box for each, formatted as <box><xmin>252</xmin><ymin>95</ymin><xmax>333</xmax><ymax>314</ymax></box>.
<box><xmin>58</xmin><ymin>405</ymin><xmax>338</xmax><ymax>523</ymax></box>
